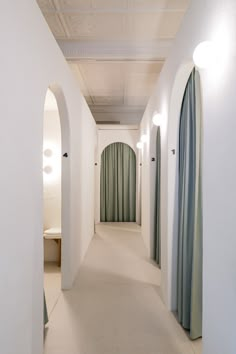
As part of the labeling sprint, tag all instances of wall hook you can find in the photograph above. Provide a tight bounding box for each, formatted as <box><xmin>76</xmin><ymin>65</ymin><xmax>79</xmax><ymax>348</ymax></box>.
<box><xmin>151</xmin><ymin>157</ymin><xmax>155</xmax><ymax>162</ymax></box>
<box><xmin>171</xmin><ymin>149</ymin><xmax>175</xmax><ymax>155</ymax></box>
<box><xmin>63</xmin><ymin>152</ymin><xmax>68</xmax><ymax>158</ymax></box>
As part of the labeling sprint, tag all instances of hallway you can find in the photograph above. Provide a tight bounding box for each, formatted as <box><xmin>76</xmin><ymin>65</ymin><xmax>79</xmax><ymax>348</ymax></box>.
<box><xmin>44</xmin><ymin>223</ymin><xmax>201</xmax><ymax>354</ymax></box>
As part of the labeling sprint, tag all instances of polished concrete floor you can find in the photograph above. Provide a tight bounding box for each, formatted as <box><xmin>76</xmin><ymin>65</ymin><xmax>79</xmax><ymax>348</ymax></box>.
<box><xmin>44</xmin><ymin>223</ymin><xmax>202</xmax><ymax>354</ymax></box>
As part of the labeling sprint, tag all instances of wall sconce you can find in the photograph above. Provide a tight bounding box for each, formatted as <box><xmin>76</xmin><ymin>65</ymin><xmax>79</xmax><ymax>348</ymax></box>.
<box><xmin>43</xmin><ymin>165</ymin><xmax>53</xmax><ymax>174</ymax></box>
<box><xmin>141</xmin><ymin>134</ymin><xmax>148</xmax><ymax>143</ymax></box>
<box><xmin>152</xmin><ymin>112</ymin><xmax>162</xmax><ymax>126</ymax></box>
<box><xmin>43</xmin><ymin>143</ymin><xmax>61</xmax><ymax>182</ymax></box>
<box><xmin>193</xmin><ymin>41</ymin><xmax>217</xmax><ymax>69</ymax></box>
<box><xmin>136</xmin><ymin>142</ymin><xmax>143</xmax><ymax>149</ymax></box>
<box><xmin>43</xmin><ymin>148</ymin><xmax>53</xmax><ymax>158</ymax></box>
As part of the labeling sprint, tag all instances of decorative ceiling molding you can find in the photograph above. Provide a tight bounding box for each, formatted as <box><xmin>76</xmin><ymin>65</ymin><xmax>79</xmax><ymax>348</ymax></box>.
<box><xmin>42</xmin><ymin>8</ymin><xmax>187</xmax><ymax>14</ymax></box>
<box><xmin>97</xmin><ymin>124</ymin><xmax>139</xmax><ymax>130</ymax></box>
<box><xmin>37</xmin><ymin>0</ymin><xmax>189</xmax><ymax>123</ymax></box>
<box><xmin>58</xmin><ymin>40</ymin><xmax>171</xmax><ymax>60</ymax></box>
<box><xmin>41</xmin><ymin>0</ymin><xmax>188</xmax><ymax>14</ymax></box>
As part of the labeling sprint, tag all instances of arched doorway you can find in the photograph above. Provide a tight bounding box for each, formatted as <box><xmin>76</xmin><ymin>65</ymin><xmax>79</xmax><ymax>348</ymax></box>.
<box><xmin>42</xmin><ymin>86</ymin><xmax>70</xmax><ymax>330</ymax></box>
<box><xmin>100</xmin><ymin>142</ymin><xmax>136</xmax><ymax>222</ymax></box>
<box><xmin>176</xmin><ymin>68</ymin><xmax>202</xmax><ymax>340</ymax></box>
<box><xmin>153</xmin><ymin>127</ymin><xmax>161</xmax><ymax>267</ymax></box>
<box><xmin>168</xmin><ymin>64</ymin><xmax>202</xmax><ymax>342</ymax></box>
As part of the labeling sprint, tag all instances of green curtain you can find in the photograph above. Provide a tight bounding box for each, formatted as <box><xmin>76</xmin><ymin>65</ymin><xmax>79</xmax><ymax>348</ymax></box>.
<box><xmin>177</xmin><ymin>68</ymin><xmax>202</xmax><ymax>340</ymax></box>
<box><xmin>100</xmin><ymin>142</ymin><xmax>136</xmax><ymax>222</ymax></box>
<box><xmin>153</xmin><ymin>127</ymin><xmax>161</xmax><ymax>266</ymax></box>
<box><xmin>44</xmin><ymin>291</ymin><xmax>48</xmax><ymax>326</ymax></box>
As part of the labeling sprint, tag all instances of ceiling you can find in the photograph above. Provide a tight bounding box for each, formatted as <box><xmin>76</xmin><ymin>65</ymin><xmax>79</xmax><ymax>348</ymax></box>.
<box><xmin>37</xmin><ymin>0</ymin><xmax>189</xmax><ymax>124</ymax></box>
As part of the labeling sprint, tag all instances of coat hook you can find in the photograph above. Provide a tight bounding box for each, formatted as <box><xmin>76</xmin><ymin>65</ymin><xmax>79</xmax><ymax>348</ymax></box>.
<box><xmin>171</xmin><ymin>149</ymin><xmax>175</xmax><ymax>155</ymax></box>
<box><xmin>151</xmin><ymin>157</ymin><xmax>155</xmax><ymax>161</ymax></box>
<box><xmin>63</xmin><ymin>152</ymin><xmax>68</xmax><ymax>158</ymax></box>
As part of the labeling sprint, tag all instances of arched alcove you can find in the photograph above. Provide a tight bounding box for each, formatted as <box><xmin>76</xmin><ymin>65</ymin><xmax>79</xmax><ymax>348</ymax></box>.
<box><xmin>100</xmin><ymin>142</ymin><xmax>136</xmax><ymax>222</ymax></box>
<box><xmin>149</xmin><ymin>127</ymin><xmax>161</xmax><ymax>265</ymax></box>
<box><xmin>43</xmin><ymin>84</ymin><xmax>71</xmax><ymax>291</ymax></box>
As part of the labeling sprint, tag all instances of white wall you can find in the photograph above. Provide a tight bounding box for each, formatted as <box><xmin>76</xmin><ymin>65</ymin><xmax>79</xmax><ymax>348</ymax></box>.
<box><xmin>140</xmin><ymin>1</ymin><xmax>236</xmax><ymax>353</ymax></box>
<box><xmin>95</xmin><ymin>125</ymin><xmax>140</xmax><ymax>224</ymax></box>
<box><xmin>0</xmin><ymin>2</ymin><xmax>96</xmax><ymax>354</ymax></box>
<box><xmin>43</xmin><ymin>109</ymin><xmax>61</xmax><ymax>262</ymax></box>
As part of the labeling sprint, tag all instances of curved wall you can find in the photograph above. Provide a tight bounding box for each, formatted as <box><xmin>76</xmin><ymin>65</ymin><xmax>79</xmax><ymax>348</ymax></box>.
<box><xmin>139</xmin><ymin>1</ymin><xmax>236</xmax><ymax>353</ymax></box>
<box><xmin>0</xmin><ymin>3</ymin><xmax>96</xmax><ymax>354</ymax></box>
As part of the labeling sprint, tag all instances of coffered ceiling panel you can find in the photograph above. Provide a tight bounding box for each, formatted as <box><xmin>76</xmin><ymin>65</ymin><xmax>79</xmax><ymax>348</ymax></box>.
<box><xmin>69</xmin><ymin>63</ymin><xmax>93</xmax><ymax>104</ymax></box>
<box><xmin>37</xmin><ymin>0</ymin><xmax>189</xmax><ymax>123</ymax></box>
<box><xmin>78</xmin><ymin>62</ymin><xmax>124</xmax><ymax>96</ymax></box>
<box><xmin>43</xmin><ymin>13</ymin><xmax>66</xmax><ymax>38</ymax></box>
<box><xmin>127</xmin><ymin>12</ymin><xmax>184</xmax><ymax>40</ymax></box>
<box><xmin>125</xmin><ymin>61</ymin><xmax>163</xmax><ymax>74</ymax></box>
<box><xmin>63</xmin><ymin>13</ymin><xmax>126</xmax><ymax>39</ymax></box>
<box><xmin>164</xmin><ymin>0</ymin><xmax>189</xmax><ymax>8</ymax></box>
<box><xmin>128</xmin><ymin>0</ymin><xmax>188</xmax><ymax>10</ymax></box>
<box><xmin>92</xmin><ymin>0</ymin><xmax>128</xmax><ymax>9</ymax></box>
<box><xmin>37</xmin><ymin>0</ymin><xmax>56</xmax><ymax>11</ymax></box>
<box><xmin>54</xmin><ymin>0</ymin><xmax>92</xmax><ymax>10</ymax></box>
<box><xmin>158</xmin><ymin>11</ymin><xmax>185</xmax><ymax>38</ymax></box>
<box><xmin>125</xmin><ymin>73</ymin><xmax>158</xmax><ymax>104</ymax></box>
<box><xmin>93</xmin><ymin>96</ymin><xmax>124</xmax><ymax>105</ymax></box>
<box><xmin>62</xmin><ymin>14</ymin><xmax>95</xmax><ymax>37</ymax></box>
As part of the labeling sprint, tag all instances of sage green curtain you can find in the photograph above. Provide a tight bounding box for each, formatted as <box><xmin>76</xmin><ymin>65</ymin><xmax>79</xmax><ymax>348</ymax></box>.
<box><xmin>153</xmin><ymin>127</ymin><xmax>161</xmax><ymax>266</ymax></box>
<box><xmin>177</xmin><ymin>68</ymin><xmax>202</xmax><ymax>340</ymax></box>
<box><xmin>44</xmin><ymin>291</ymin><xmax>48</xmax><ymax>326</ymax></box>
<box><xmin>100</xmin><ymin>142</ymin><xmax>136</xmax><ymax>222</ymax></box>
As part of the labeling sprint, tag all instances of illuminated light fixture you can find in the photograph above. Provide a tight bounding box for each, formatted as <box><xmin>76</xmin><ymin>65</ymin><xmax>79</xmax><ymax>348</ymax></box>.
<box><xmin>193</xmin><ymin>41</ymin><xmax>217</xmax><ymax>69</ymax></box>
<box><xmin>152</xmin><ymin>112</ymin><xmax>162</xmax><ymax>126</ymax></box>
<box><xmin>43</xmin><ymin>165</ymin><xmax>53</xmax><ymax>174</ymax></box>
<box><xmin>141</xmin><ymin>134</ymin><xmax>148</xmax><ymax>143</ymax></box>
<box><xmin>44</xmin><ymin>148</ymin><xmax>53</xmax><ymax>158</ymax></box>
<box><xmin>136</xmin><ymin>142</ymin><xmax>143</xmax><ymax>149</ymax></box>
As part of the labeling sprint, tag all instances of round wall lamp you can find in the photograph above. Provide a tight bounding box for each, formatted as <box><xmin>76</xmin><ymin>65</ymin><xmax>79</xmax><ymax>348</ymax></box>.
<box><xmin>136</xmin><ymin>142</ymin><xmax>143</xmax><ymax>149</ymax></box>
<box><xmin>43</xmin><ymin>148</ymin><xmax>53</xmax><ymax>158</ymax></box>
<box><xmin>141</xmin><ymin>134</ymin><xmax>148</xmax><ymax>143</ymax></box>
<box><xmin>152</xmin><ymin>112</ymin><xmax>162</xmax><ymax>126</ymax></box>
<box><xmin>193</xmin><ymin>41</ymin><xmax>216</xmax><ymax>69</ymax></box>
<box><xmin>43</xmin><ymin>165</ymin><xmax>53</xmax><ymax>174</ymax></box>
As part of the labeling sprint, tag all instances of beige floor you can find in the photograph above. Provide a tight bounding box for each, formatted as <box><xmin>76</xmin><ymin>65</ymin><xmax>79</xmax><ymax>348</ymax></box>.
<box><xmin>44</xmin><ymin>223</ymin><xmax>202</xmax><ymax>354</ymax></box>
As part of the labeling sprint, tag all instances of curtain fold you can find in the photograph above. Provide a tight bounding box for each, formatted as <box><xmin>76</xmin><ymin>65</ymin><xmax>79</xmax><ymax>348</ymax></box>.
<box><xmin>100</xmin><ymin>142</ymin><xmax>136</xmax><ymax>222</ymax></box>
<box><xmin>153</xmin><ymin>127</ymin><xmax>161</xmax><ymax>266</ymax></box>
<box><xmin>177</xmin><ymin>68</ymin><xmax>202</xmax><ymax>340</ymax></box>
